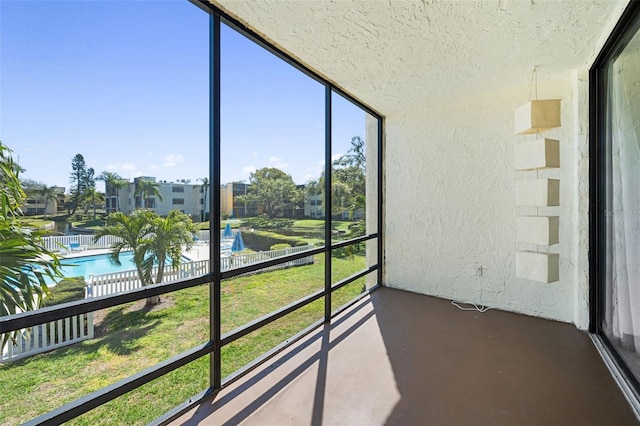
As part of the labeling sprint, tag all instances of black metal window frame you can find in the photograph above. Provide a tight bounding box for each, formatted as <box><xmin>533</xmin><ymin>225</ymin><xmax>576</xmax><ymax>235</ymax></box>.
<box><xmin>589</xmin><ymin>0</ymin><xmax>640</xmax><ymax>401</ymax></box>
<box><xmin>0</xmin><ymin>2</ymin><xmax>384</xmax><ymax>425</ymax></box>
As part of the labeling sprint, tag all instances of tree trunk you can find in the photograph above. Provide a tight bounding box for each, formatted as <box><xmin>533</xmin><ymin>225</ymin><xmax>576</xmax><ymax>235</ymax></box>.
<box><xmin>137</xmin><ymin>266</ymin><xmax>161</xmax><ymax>307</ymax></box>
<box><xmin>146</xmin><ymin>295</ymin><xmax>161</xmax><ymax>306</ymax></box>
<box><xmin>145</xmin><ymin>258</ymin><xmax>165</xmax><ymax>306</ymax></box>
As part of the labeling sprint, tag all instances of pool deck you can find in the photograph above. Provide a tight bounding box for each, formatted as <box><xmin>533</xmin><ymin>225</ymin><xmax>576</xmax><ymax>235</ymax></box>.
<box><xmin>59</xmin><ymin>243</ymin><xmax>212</xmax><ymax>262</ymax></box>
<box><xmin>60</xmin><ymin>248</ymin><xmax>112</xmax><ymax>259</ymax></box>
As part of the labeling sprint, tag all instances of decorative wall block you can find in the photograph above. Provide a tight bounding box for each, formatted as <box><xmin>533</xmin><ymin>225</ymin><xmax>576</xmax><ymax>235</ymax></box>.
<box><xmin>517</xmin><ymin>216</ymin><xmax>559</xmax><ymax>245</ymax></box>
<box><xmin>515</xmin><ymin>138</ymin><xmax>560</xmax><ymax>170</ymax></box>
<box><xmin>516</xmin><ymin>251</ymin><xmax>559</xmax><ymax>283</ymax></box>
<box><xmin>515</xmin><ymin>179</ymin><xmax>559</xmax><ymax>206</ymax></box>
<box><xmin>514</xmin><ymin>99</ymin><xmax>561</xmax><ymax>135</ymax></box>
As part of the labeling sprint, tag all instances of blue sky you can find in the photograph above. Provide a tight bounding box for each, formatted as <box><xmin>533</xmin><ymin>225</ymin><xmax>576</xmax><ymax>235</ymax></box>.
<box><xmin>0</xmin><ymin>0</ymin><xmax>366</xmax><ymax>192</ymax></box>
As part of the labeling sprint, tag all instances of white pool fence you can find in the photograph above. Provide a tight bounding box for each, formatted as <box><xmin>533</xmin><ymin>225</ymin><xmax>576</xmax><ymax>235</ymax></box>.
<box><xmin>1</xmin><ymin>244</ymin><xmax>314</xmax><ymax>362</ymax></box>
<box><xmin>1</xmin><ymin>313</ymin><xmax>93</xmax><ymax>362</ymax></box>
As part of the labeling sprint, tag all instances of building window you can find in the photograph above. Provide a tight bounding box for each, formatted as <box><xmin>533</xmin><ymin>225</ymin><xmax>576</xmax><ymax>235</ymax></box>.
<box><xmin>172</xmin><ymin>198</ymin><xmax>185</xmax><ymax>205</ymax></box>
<box><xmin>172</xmin><ymin>186</ymin><xmax>184</xmax><ymax>193</ymax></box>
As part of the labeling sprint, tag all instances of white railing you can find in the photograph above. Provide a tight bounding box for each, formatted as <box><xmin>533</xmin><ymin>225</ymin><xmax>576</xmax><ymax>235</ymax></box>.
<box><xmin>41</xmin><ymin>234</ymin><xmax>123</xmax><ymax>252</ymax></box>
<box><xmin>1</xmin><ymin>313</ymin><xmax>93</xmax><ymax>362</ymax></box>
<box><xmin>86</xmin><ymin>259</ymin><xmax>210</xmax><ymax>297</ymax></box>
<box><xmin>2</xmin><ymin>245</ymin><xmax>314</xmax><ymax>362</ymax></box>
<box><xmin>220</xmin><ymin>245</ymin><xmax>314</xmax><ymax>271</ymax></box>
<box><xmin>197</xmin><ymin>230</ymin><xmax>211</xmax><ymax>242</ymax></box>
<box><xmin>87</xmin><ymin>245</ymin><xmax>315</xmax><ymax>298</ymax></box>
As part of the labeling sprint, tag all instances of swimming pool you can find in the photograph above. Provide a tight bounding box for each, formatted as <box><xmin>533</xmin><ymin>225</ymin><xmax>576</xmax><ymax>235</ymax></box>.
<box><xmin>49</xmin><ymin>252</ymin><xmax>185</xmax><ymax>284</ymax></box>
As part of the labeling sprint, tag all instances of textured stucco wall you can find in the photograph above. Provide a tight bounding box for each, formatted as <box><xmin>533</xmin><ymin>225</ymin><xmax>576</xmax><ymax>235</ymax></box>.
<box><xmin>383</xmin><ymin>78</ymin><xmax>584</xmax><ymax>324</ymax></box>
<box><xmin>211</xmin><ymin>0</ymin><xmax>630</xmax><ymax>328</ymax></box>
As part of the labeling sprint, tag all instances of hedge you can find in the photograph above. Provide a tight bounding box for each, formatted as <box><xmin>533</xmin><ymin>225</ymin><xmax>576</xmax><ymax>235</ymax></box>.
<box><xmin>41</xmin><ymin>277</ymin><xmax>86</xmax><ymax>307</ymax></box>
<box><xmin>240</xmin><ymin>230</ymin><xmax>303</xmax><ymax>252</ymax></box>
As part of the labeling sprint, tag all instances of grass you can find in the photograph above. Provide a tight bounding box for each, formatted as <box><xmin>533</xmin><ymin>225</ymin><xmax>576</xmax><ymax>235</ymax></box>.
<box><xmin>195</xmin><ymin>219</ymin><xmax>353</xmax><ymax>232</ymax></box>
<box><xmin>21</xmin><ymin>217</ymin><xmax>55</xmax><ymax>230</ymax></box>
<box><xmin>71</xmin><ymin>218</ymin><xmax>105</xmax><ymax>230</ymax></box>
<box><xmin>193</xmin><ymin>220</ymin><xmax>242</xmax><ymax>230</ymax></box>
<box><xmin>0</xmin><ymin>254</ymin><xmax>368</xmax><ymax>425</ymax></box>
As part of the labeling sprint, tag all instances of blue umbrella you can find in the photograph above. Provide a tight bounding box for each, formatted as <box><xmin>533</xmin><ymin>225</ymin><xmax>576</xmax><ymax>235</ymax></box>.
<box><xmin>223</xmin><ymin>222</ymin><xmax>233</xmax><ymax>238</ymax></box>
<box><xmin>231</xmin><ymin>232</ymin><xmax>245</xmax><ymax>252</ymax></box>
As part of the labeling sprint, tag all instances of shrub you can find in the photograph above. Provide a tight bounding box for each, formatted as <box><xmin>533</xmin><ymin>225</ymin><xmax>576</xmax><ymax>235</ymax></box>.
<box><xmin>41</xmin><ymin>277</ymin><xmax>86</xmax><ymax>307</ymax></box>
<box><xmin>270</xmin><ymin>243</ymin><xmax>291</xmax><ymax>250</ymax></box>
<box><xmin>242</xmin><ymin>215</ymin><xmax>293</xmax><ymax>230</ymax></box>
<box><xmin>241</xmin><ymin>230</ymin><xmax>301</xmax><ymax>251</ymax></box>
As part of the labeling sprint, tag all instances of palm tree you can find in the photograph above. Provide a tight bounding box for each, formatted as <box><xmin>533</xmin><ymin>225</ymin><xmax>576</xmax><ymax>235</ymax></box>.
<box><xmin>81</xmin><ymin>187</ymin><xmax>104</xmax><ymax>219</ymax></box>
<box><xmin>145</xmin><ymin>210</ymin><xmax>195</xmax><ymax>304</ymax></box>
<box><xmin>39</xmin><ymin>185</ymin><xmax>59</xmax><ymax>217</ymax></box>
<box><xmin>134</xmin><ymin>179</ymin><xmax>162</xmax><ymax>209</ymax></box>
<box><xmin>111</xmin><ymin>179</ymin><xmax>127</xmax><ymax>212</ymax></box>
<box><xmin>94</xmin><ymin>210</ymin><xmax>156</xmax><ymax>304</ymax></box>
<box><xmin>0</xmin><ymin>142</ymin><xmax>62</xmax><ymax>349</ymax></box>
<box><xmin>98</xmin><ymin>171</ymin><xmax>126</xmax><ymax>213</ymax></box>
<box><xmin>94</xmin><ymin>209</ymin><xmax>195</xmax><ymax>306</ymax></box>
<box><xmin>197</xmin><ymin>177</ymin><xmax>209</xmax><ymax>222</ymax></box>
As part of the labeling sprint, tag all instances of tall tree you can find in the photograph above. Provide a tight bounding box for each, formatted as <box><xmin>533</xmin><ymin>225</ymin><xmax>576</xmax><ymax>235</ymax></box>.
<box><xmin>197</xmin><ymin>177</ymin><xmax>209</xmax><ymax>222</ymax></box>
<box><xmin>134</xmin><ymin>179</ymin><xmax>162</xmax><ymax>209</ymax></box>
<box><xmin>236</xmin><ymin>167</ymin><xmax>301</xmax><ymax>218</ymax></box>
<box><xmin>0</xmin><ymin>142</ymin><xmax>62</xmax><ymax>349</ymax></box>
<box><xmin>307</xmin><ymin>136</ymin><xmax>366</xmax><ymax>220</ymax></box>
<box><xmin>69</xmin><ymin>154</ymin><xmax>94</xmax><ymax>216</ymax></box>
<box><xmin>334</xmin><ymin>136</ymin><xmax>366</xmax><ymax>171</ymax></box>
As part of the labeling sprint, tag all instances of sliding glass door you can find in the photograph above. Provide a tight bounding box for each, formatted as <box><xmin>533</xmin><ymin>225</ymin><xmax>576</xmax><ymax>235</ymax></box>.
<box><xmin>592</xmin><ymin>0</ymin><xmax>640</xmax><ymax>398</ymax></box>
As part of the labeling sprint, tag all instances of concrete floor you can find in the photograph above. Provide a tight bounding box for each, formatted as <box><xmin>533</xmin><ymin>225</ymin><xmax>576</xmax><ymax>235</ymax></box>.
<box><xmin>171</xmin><ymin>287</ymin><xmax>639</xmax><ymax>425</ymax></box>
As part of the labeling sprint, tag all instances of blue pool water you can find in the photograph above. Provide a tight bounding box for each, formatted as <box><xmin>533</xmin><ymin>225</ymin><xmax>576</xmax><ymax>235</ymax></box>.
<box><xmin>49</xmin><ymin>252</ymin><xmax>184</xmax><ymax>284</ymax></box>
<box><xmin>58</xmin><ymin>252</ymin><xmax>139</xmax><ymax>280</ymax></box>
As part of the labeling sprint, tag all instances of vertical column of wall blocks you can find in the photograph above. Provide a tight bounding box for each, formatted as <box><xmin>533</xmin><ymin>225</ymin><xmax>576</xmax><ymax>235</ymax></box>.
<box><xmin>514</xmin><ymin>99</ymin><xmax>561</xmax><ymax>283</ymax></box>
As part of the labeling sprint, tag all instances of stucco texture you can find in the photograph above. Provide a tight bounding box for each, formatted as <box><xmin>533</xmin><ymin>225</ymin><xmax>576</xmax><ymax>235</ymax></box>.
<box><xmin>385</xmin><ymin>80</ymin><xmax>575</xmax><ymax>323</ymax></box>
<box><xmin>211</xmin><ymin>0</ymin><xmax>629</xmax><ymax>327</ymax></box>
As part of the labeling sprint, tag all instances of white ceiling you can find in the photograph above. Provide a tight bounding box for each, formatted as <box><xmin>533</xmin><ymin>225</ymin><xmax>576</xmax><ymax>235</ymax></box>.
<box><xmin>211</xmin><ymin>0</ymin><xmax>627</xmax><ymax>116</ymax></box>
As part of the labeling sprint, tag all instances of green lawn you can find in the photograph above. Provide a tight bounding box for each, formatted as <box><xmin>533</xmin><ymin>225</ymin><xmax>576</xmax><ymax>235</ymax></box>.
<box><xmin>193</xmin><ymin>220</ymin><xmax>242</xmax><ymax>230</ymax></box>
<box><xmin>71</xmin><ymin>218</ymin><xmax>105</xmax><ymax>230</ymax></box>
<box><xmin>22</xmin><ymin>217</ymin><xmax>55</xmax><ymax>230</ymax></box>
<box><xmin>292</xmin><ymin>219</ymin><xmax>351</xmax><ymax>231</ymax></box>
<box><xmin>0</xmin><ymin>254</ymin><xmax>368</xmax><ymax>425</ymax></box>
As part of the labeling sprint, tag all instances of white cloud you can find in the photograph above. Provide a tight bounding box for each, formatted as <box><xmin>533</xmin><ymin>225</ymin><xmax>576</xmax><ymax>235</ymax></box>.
<box><xmin>163</xmin><ymin>153</ymin><xmax>184</xmax><ymax>167</ymax></box>
<box><xmin>149</xmin><ymin>164</ymin><xmax>160</xmax><ymax>171</ymax></box>
<box><xmin>243</xmin><ymin>166</ymin><xmax>256</xmax><ymax>174</ymax></box>
<box><xmin>106</xmin><ymin>162</ymin><xmax>137</xmax><ymax>172</ymax></box>
<box><xmin>267</xmin><ymin>156</ymin><xmax>289</xmax><ymax>169</ymax></box>
<box><xmin>251</xmin><ymin>151</ymin><xmax>259</xmax><ymax>157</ymax></box>
<box><xmin>332</xmin><ymin>153</ymin><xmax>342</xmax><ymax>162</ymax></box>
